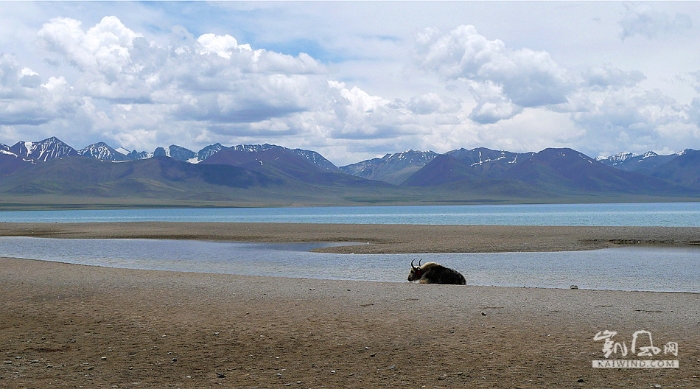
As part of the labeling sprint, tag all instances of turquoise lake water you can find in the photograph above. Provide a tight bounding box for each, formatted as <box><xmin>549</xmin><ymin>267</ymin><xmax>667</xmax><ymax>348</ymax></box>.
<box><xmin>2</xmin><ymin>202</ymin><xmax>700</xmax><ymax>226</ymax></box>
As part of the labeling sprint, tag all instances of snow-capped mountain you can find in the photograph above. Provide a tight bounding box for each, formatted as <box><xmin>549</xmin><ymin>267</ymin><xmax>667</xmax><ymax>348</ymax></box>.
<box><xmin>287</xmin><ymin>148</ymin><xmax>338</xmax><ymax>171</ymax></box>
<box><xmin>1</xmin><ymin>136</ymin><xmax>699</xmax><ymax>193</ymax></box>
<box><xmin>195</xmin><ymin>143</ymin><xmax>224</xmax><ymax>162</ymax></box>
<box><xmin>447</xmin><ymin>147</ymin><xmax>527</xmax><ymax>166</ymax></box>
<box><xmin>596</xmin><ymin>151</ymin><xmax>637</xmax><ymax>166</ymax></box>
<box><xmin>340</xmin><ymin>150</ymin><xmax>439</xmax><ymax>185</ymax></box>
<box><xmin>0</xmin><ymin>137</ymin><xmax>339</xmax><ymax>172</ymax></box>
<box><xmin>0</xmin><ymin>143</ymin><xmax>14</xmax><ymax>156</ymax></box>
<box><xmin>126</xmin><ymin>150</ymin><xmax>152</xmax><ymax>160</ymax></box>
<box><xmin>9</xmin><ymin>137</ymin><xmax>77</xmax><ymax>162</ymax></box>
<box><xmin>78</xmin><ymin>142</ymin><xmax>129</xmax><ymax>161</ymax></box>
<box><xmin>0</xmin><ymin>136</ymin><xmax>699</xmax><ymax>204</ymax></box>
<box><xmin>165</xmin><ymin>145</ymin><xmax>194</xmax><ymax>161</ymax></box>
<box><xmin>227</xmin><ymin>144</ymin><xmax>339</xmax><ymax>171</ymax></box>
<box><xmin>596</xmin><ymin>151</ymin><xmax>676</xmax><ymax>173</ymax></box>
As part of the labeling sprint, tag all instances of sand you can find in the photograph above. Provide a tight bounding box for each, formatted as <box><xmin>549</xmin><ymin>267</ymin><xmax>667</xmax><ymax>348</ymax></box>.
<box><xmin>1</xmin><ymin>223</ymin><xmax>699</xmax><ymax>388</ymax></box>
<box><xmin>2</xmin><ymin>222</ymin><xmax>700</xmax><ymax>253</ymax></box>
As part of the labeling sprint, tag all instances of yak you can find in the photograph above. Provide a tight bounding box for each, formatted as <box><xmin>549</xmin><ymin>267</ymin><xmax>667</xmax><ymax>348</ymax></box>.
<box><xmin>407</xmin><ymin>259</ymin><xmax>466</xmax><ymax>285</ymax></box>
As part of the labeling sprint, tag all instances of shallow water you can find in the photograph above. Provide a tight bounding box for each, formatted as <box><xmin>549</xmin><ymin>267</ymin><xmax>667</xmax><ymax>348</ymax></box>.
<box><xmin>0</xmin><ymin>237</ymin><xmax>697</xmax><ymax>292</ymax></box>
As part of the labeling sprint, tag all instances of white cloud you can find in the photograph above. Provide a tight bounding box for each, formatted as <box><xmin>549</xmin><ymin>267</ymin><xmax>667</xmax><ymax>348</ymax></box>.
<box><xmin>571</xmin><ymin>87</ymin><xmax>688</xmax><ymax>156</ymax></box>
<box><xmin>686</xmin><ymin>97</ymin><xmax>700</xmax><ymax>128</ymax></box>
<box><xmin>582</xmin><ymin>63</ymin><xmax>646</xmax><ymax>90</ymax></box>
<box><xmin>197</xmin><ymin>33</ymin><xmax>251</xmax><ymax>59</ymax></box>
<box><xmin>463</xmin><ymin>80</ymin><xmax>522</xmax><ymax>124</ymax></box>
<box><xmin>27</xmin><ymin>15</ymin><xmax>426</xmax><ymax>159</ymax></box>
<box><xmin>196</xmin><ymin>33</ymin><xmax>324</xmax><ymax>75</ymax></box>
<box><xmin>38</xmin><ymin>16</ymin><xmax>140</xmax><ymax>76</ymax></box>
<box><xmin>410</xmin><ymin>20</ymin><xmax>700</xmax><ymax>157</ymax></box>
<box><xmin>619</xmin><ymin>3</ymin><xmax>693</xmax><ymax>40</ymax></box>
<box><xmin>323</xmin><ymin>80</ymin><xmax>413</xmax><ymax>140</ymax></box>
<box><xmin>33</xmin><ymin>17</ymin><xmax>331</xmax><ymax>131</ymax></box>
<box><xmin>415</xmin><ymin>25</ymin><xmax>571</xmax><ymax>124</ymax></box>
<box><xmin>0</xmin><ymin>53</ymin><xmax>81</xmax><ymax>126</ymax></box>
<box><xmin>688</xmin><ymin>71</ymin><xmax>700</xmax><ymax>94</ymax></box>
<box><xmin>37</xmin><ymin>16</ymin><xmax>153</xmax><ymax>103</ymax></box>
<box><xmin>407</xmin><ymin>93</ymin><xmax>462</xmax><ymax>115</ymax></box>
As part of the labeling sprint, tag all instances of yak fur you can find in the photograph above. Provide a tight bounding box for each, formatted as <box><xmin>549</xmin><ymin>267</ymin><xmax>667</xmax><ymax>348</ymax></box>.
<box><xmin>407</xmin><ymin>260</ymin><xmax>466</xmax><ymax>285</ymax></box>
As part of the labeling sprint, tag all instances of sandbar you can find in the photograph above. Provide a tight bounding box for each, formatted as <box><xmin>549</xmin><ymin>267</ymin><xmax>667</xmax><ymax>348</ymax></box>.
<box><xmin>1</xmin><ymin>222</ymin><xmax>699</xmax><ymax>253</ymax></box>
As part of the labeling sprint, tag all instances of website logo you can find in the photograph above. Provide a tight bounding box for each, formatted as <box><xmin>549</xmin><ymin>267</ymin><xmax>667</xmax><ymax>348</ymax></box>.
<box><xmin>592</xmin><ymin>330</ymin><xmax>679</xmax><ymax>369</ymax></box>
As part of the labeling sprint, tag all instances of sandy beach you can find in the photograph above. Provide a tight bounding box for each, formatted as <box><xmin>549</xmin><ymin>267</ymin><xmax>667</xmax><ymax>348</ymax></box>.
<box><xmin>1</xmin><ymin>223</ymin><xmax>699</xmax><ymax>388</ymax></box>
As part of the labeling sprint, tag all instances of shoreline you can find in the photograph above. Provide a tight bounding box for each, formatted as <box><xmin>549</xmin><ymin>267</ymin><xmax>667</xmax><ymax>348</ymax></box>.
<box><xmin>11</xmin><ymin>256</ymin><xmax>700</xmax><ymax>295</ymax></box>
<box><xmin>3</xmin><ymin>249</ymin><xmax>699</xmax><ymax>294</ymax></box>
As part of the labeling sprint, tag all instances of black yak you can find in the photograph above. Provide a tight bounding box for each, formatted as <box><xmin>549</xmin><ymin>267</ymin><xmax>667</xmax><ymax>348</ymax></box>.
<box><xmin>407</xmin><ymin>259</ymin><xmax>466</xmax><ymax>285</ymax></box>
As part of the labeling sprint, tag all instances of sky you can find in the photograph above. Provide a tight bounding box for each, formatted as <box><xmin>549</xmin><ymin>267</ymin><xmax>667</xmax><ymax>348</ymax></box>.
<box><xmin>2</xmin><ymin>1</ymin><xmax>700</xmax><ymax>166</ymax></box>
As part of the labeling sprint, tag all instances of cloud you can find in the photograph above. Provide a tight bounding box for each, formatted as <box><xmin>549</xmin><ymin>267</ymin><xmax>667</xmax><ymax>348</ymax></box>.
<box><xmin>197</xmin><ymin>33</ymin><xmax>250</xmax><ymax>59</ymax></box>
<box><xmin>0</xmin><ymin>53</ymin><xmax>80</xmax><ymax>126</ymax></box>
<box><xmin>35</xmin><ymin>17</ymin><xmax>329</xmax><ymax>128</ymax></box>
<box><xmin>196</xmin><ymin>33</ymin><xmax>323</xmax><ymax>74</ymax></box>
<box><xmin>38</xmin><ymin>16</ymin><xmax>141</xmax><ymax>77</ymax></box>
<box><xmin>582</xmin><ymin>63</ymin><xmax>646</xmax><ymax>90</ymax></box>
<box><xmin>322</xmin><ymin>80</ymin><xmax>409</xmax><ymax>139</ymax></box>
<box><xmin>38</xmin><ymin>16</ymin><xmax>156</xmax><ymax>103</ymax></box>
<box><xmin>619</xmin><ymin>3</ymin><xmax>693</xmax><ymax>40</ymax></box>
<box><xmin>463</xmin><ymin>80</ymin><xmax>522</xmax><ymax>124</ymax></box>
<box><xmin>571</xmin><ymin>87</ymin><xmax>687</xmax><ymax>155</ymax></box>
<box><xmin>686</xmin><ymin>97</ymin><xmax>700</xmax><ymax>128</ymax></box>
<box><xmin>406</xmin><ymin>93</ymin><xmax>462</xmax><ymax>115</ymax></box>
<box><xmin>688</xmin><ymin>71</ymin><xmax>700</xmax><ymax>94</ymax></box>
<box><xmin>21</xmin><ymin>15</ymin><xmax>425</xmax><ymax>157</ymax></box>
<box><xmin>414</xmin><ymin>25</ymin><xmax>571</xmax><ymax>123</ymax></box>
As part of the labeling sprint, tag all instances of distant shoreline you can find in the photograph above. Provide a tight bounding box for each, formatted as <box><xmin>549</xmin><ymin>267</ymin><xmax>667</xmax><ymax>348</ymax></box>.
<box><xmin>1</xmin><ymin>222</ymin><xmax>699</xmax><ymax>254</ymax></box>
<box><xmin>1</xmin><ymin>198</ymin><xmax>699</xmax><ymax>212</ymax></box>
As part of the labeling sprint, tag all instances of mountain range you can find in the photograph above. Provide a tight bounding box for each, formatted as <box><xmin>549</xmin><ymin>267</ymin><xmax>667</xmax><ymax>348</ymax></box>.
<box><xmin>1</xmin><ymin>137</ymin><xmax>699</xmax><ymax>208</ymax></box>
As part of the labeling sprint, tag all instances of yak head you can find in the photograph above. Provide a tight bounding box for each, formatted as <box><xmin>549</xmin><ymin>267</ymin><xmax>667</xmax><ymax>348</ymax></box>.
<box><xmin>407</xmin><ymin>259</ymin><xmax>423</xmax><ymax>282</ymax></box>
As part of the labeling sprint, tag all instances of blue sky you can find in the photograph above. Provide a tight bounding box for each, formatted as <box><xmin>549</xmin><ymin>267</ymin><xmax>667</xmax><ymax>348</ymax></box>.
<box><xmin>2</xmin><ymin>1</ymin><xmax>700</xmax><ymax>165</ymax></box>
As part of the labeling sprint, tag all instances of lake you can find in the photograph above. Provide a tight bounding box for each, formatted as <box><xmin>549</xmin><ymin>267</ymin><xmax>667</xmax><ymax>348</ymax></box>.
<box><xmin>2</xmin><ymin>202</ymin><xmax>698</xmax><ymax>292</ymax></box>
<box><xmin>2</xmin><ymin>202</ymin><xmax>700</xmax><ymax>226</ymax></box>
<box><xmin>1</xmin><ymin>237</ymin><xmax>697</xmax><ymax>293</ymax></box>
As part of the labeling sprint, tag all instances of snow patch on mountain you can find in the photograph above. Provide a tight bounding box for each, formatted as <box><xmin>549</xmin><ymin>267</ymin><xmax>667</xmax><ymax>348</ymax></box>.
<box><xmin>597</xmin><ymin>152</ymin><xmax>636</xmax><ymax>165</ymax></box>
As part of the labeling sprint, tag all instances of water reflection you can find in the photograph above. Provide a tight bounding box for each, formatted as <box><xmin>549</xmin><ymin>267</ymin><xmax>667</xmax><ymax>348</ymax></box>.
<box><xmin>0</xmin><ymin>237</ymin><xmax>697</xmax><ymax>293</ymax></box>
